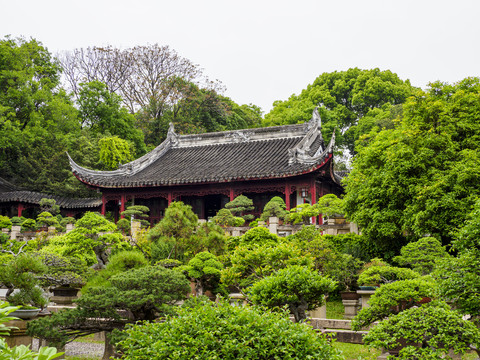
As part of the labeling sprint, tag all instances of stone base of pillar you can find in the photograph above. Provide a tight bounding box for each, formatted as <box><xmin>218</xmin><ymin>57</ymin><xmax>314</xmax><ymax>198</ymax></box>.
<box><xmin>309</xmin><ymin>304</ymin><xmax>326</xmax><ymax>318</ymax></box>
<box><xmin>4</xmin><ymin>320</ymin><xmax>32</xmax><ymax>348</ymax></box>
<box><xmin>342</xmin><ymin>299</ymin><xmax>360</xmax><ymax>319</ymax></box>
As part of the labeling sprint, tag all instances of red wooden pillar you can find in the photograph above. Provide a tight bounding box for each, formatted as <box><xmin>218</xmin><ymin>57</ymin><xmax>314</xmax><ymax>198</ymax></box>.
<box><xmin>167</xmin><ymin>192</ymin><xmax>173</xmax><ymax>206</ymax></box>
<box><xmin>17</xmin><ymin>203</ymin><xmax>24</xmax><ymax>217</ymax></box>
<box><xmin>101</xmin><ymin>195</ymin><xmax>106</xmax><ymax>216</ymax></box>
<box><xmin>120</xmin><ymin>194</ymin><xmax>126</xmax><ymax>218</ymax></box>
<box><xmin>229</xmin><ymin>188</ymin><xmax>235</xmax><ymax>202</ymax></box>
<box><xmin>284</xmin><ymin>183</ymin><xmax>291</xmax><ymax>211</ymax></box>
<box><xmin>318</xmin><ymin>182</ymin><xmax>324</xmax><ymax>225</ymax></box>
<box><xmin>310</xmin><ymin>179</ymin><xmax>317</xmax><ymax>225</ymax></box>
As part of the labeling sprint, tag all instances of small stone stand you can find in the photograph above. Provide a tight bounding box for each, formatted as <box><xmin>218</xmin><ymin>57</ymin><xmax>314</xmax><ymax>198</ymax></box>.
<box><xmin>4</xmin><ymin>319</ymin><xmax>32</xmax><ymax>348</ymax></box>
<box><xmin>309</xmin><ymin>304</ymin><xmax>326</xmax><ymax>318</ymax></box>
<box><xmin>342</xmin><ymin>299</ymin><xmax>360</xmax><ymax>319</ymax></box>
<box><xmin>229</xmin><ymin>293</ymin><xmax>248</xmax><ymax>307</ymax></box>
<box><xmin>357</xmin><ymin>289</ymin><xmax>377</xmax><ymax>309</ymax></box>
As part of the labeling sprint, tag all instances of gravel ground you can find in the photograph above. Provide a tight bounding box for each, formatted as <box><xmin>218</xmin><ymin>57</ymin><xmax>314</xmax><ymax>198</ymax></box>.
<box><xmin>33</xmin><ymin>338</ymin><xmax>104</xmax><ymax>359</ymax></box>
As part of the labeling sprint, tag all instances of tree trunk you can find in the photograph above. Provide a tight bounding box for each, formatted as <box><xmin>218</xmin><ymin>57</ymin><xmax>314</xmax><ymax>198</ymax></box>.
<box><xmin>102</xmin><ymin>333</ymin><xmax>117</xmax><ymax>359</ymax></box>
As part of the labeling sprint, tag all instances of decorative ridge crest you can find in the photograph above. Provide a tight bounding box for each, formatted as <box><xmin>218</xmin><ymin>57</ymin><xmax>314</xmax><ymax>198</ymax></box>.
<box><xmin>288</xmin><ymin>107</ymin><xmax>332</xmax><ymax>165</ymax></box>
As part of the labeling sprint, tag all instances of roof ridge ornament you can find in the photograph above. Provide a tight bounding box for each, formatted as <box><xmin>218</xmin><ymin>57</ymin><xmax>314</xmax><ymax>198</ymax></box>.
<box><xmin>167</xmin><ymin>122</ymin><xmax>179</xmax><ymax>146</ymax></box>
<box><xmin>288</xmin><ymin>107</ymin><xmax>332</xmax><ymax>165</ymax></box>
<box><xmin>307</xmin><ymin>106</ymin><xmax>322</xmax><ymax>130</ymax></box>
<box><xmin>225</xmin><ymin>130</ymin><xmax>253</xmax><ymax>143</ymax></box>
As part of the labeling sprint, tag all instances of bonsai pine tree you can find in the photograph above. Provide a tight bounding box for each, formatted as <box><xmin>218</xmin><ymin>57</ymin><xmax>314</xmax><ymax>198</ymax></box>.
<box><xmin>36</xmin><ymin>211</ymin><xmax>60</xmax><ymax>229</ymax></box>
<box><xmin>260</xmin><ymin>196</ymin><xmax>287</xmax><ymax>222</ymax></box>
<box><xmin>180</xmin><ymin>251</ymin><xmax>223</xmax><ymax>296</ymax></box>
<box><xmin>39</xmin><ymin>198</ymin><xmax>60</xmax><ymax>216</ymax></box>
<box><xmin>0</xmin><ymin>254</ymin><xmax>48</xmax><ymax>309</ymax></box>
<box><xmin>212</xmin><ymin>208</ymin><xmax>245</xmax><ymax>227</ymax></box>
<box><xmin>27</xmin><ymin>265</ymin><xmax>191</xmax><ymax>348</ymax></box>
<box><xmin>225</xmin><ymin>195</ymin><xmax>254</xmax><ymax>222</ymax></box>
<box><xmin>249</xmin><ymin>265</ymin><xmax>337</xmax><ymax>322</ymax></box>
<box><xmin>393</xmin><ymin>236</ymin><xmax>449</xmax><ymax>275</ymax></box>
<box><xmin>120</xmin><ymin>205</ymin><xmax>150</xmax><ymax>228</ymax></box>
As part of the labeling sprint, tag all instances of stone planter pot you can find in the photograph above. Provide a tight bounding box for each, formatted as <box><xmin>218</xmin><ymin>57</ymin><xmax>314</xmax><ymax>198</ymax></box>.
<box><xmin>52</xmin><ymin>286</ymin><xmax>79</xmax><ymax>297</ymax></box>
<box><xmin>10</xmin><ymin>308</ymin><xmax>40</xmax><ymax>320</ymax></box>
<box><xmin>50</xmin><ymin>286</ymin><xmax>80</xmax><ymax>305</ymax></box>
<box><xmin>340</xmin><ymin>291</ymin><xmax>361</xmax><ymax>301</ymax></box>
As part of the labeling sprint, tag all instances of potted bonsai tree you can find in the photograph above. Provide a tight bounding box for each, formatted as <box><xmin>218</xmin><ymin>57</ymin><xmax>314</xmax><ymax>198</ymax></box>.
<box><xmin>0</xmin><ymin>254</ymin><xmax>48</xmax><ymax>319</ymax></box>
<box><xmin>333</xmin><ymin>253</ymin><xmax>363</xmax><ymax>299</ymax></box>
<box><xmin>35</xmin><ymin>253</ymin><xmax>92</xmax><ymax>302</ymax></box>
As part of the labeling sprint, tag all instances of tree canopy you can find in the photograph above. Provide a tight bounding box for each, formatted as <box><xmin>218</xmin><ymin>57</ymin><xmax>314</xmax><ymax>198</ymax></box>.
<box><xmin>263</xmin><ymin>68</ymin><xmax>415</xmax><ymax>156</ymax></box>
<box><xmin>343</xmin><ymin>78</ymin><xmax>480</xmax><ymax>251</ymax></box>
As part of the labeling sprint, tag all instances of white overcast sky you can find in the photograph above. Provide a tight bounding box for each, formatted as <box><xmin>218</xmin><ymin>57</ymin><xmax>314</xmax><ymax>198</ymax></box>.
<box><xmin>2</xmin><ymin>0</ymin><xmax>479</xmax><ymax>113</ymax></box>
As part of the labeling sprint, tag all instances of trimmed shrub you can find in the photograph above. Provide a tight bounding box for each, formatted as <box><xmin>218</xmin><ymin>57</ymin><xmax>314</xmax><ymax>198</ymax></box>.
<box><xmin>0</xmin><ymin>216</ymin><xmax>12</xmax><ymax>230</ymax></box>
<box><xmin>116</xmin><ymin>299</ymin><xmax>343</xmax><ymax>360</ymax></box>
<box><xmin>357</xmin><ymin>265</ymin><xmax>420</xmax><ymax>286</ymax></box>
<box><xmin>249</xmin><ymin>265</ymin><xmax>337</xmax><ymax>322</ymax></box>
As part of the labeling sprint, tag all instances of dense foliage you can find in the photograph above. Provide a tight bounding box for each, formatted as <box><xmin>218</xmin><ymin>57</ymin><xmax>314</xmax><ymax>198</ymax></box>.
<box><xmin>344</xmin><ymin>78</ymin><xmax>480</xmax><ymax>250</ymax></box>
<box><xmin>27</xmin><ymin>265</ymin><xmax>190</xmax><ymax>346</ymax></box>
<box><xmin>116</xmin><ymin>299</ymin><xmax>342</xmax><ymax>360</ymax></box>
<box><xmin>363</xmin><ymin>301</ymin><xmax>480</xmax><ymax>359</ymax></box>
<box><xmin>249</xmin><ymin>265</ymin><xmax>337</xmax><ymax>322</ymax></box>
<box><xmin>263</xmin><ymin>68</ymin><xmax>415</xmax><ymax>156</ymax></box>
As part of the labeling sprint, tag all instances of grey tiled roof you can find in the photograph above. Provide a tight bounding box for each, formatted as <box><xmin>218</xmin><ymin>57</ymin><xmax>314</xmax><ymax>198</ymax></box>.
<box><xmin>70</xmin><ymin>108</ymin><xmax>337</xmax><ymax>189</ymax></box>
<box><xmin>0</xmin><ymin>188</ymin><xmax>102</xmax><ymax>209</ymax></box>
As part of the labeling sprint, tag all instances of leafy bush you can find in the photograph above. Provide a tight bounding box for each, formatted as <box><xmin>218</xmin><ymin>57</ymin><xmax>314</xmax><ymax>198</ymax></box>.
<box><xmin>212</xmin><ymin>208</ymin><xmax>244</xmax><ymax>227</ymax></box>
<box><xmin>180</xmin><ymin>251</ymin><xmax>223</xmax><ymax>296</ymax></box>
<box><xmin>0</xmin><ymin>233</ymin><xmax>9</xmax><ymax>244</ymax></box>
<box><xmin>20</xmin><ymin>218</ymin><xmax>36</xmax><ymax>232</ymax></box>
<box><xmin>323</xmin><ymin>233</ymin><xmax>376</xmax><ymax>261</ymax></box>
<box><xmin>115</xmin><ymin>299</ymin><xmax>343</xmax><ymax>360</ymax></box>
<box><xmin>60</xmin><ymin>217</ymin><xmax>76</xmax><ymax>226</ymax></box>
<box><xmin>40</xmin><ymin>212</ymin><xmax>129</xmax><ymax>267</ymax></box>
<box><xmin>393</xmin><ymin>236</ymin><xmax>449</xmax><ymax>275</ymax></box>
<box><xmin>10</xmin><ymin>216</ymin><xmax>25</xmax><ymax>226</ymax></box>
<box><xmin>249</xmin><ymin>265</ymin><xmax>337</xmax><ymax>322</ymax></box>
<box><xmin>221</xmin><ymin>242</ymin><xmax>314</xmax><ymax>290</ymax></box>
<box><xmin>363</xmin><ymin>301</ymin><xmax>480</xmax><ymax>359</ymax></box>
<box><xmin>116</xmin><ymin>218</ymin><xmax>131</xmax><ymax>234</ymax></box>
<box><xmin>241</xmin><ymin>226</ymin><xmax>280</xmax><ymax>246</ymax></box>
<box><xmin>0</xmin><ymin>215</ymin><xmax>12</xmax><ymax>230</ymax></box>
<box><xmin>357</xmin><ymin>264</ymin><xmax>420</xmax><ymax>286</ymax></box>
<box><xmin>285</xmin><ymin>203</ymin><xmax>319</xmax><ymax>225</ymax></box>
<box><xmin>352</xmin><ymin>278</ymin><xmax>437</xmax><ymax>330</ymax></box>
<box><xmin>434</xmin><ymin>251</ymin><xmax>480</xmax><ymax>326</ymax></box>
<box><xmin>328</xmin><ymin>253</ymin><xmax>364</xmax><ymax>291</ymax></box>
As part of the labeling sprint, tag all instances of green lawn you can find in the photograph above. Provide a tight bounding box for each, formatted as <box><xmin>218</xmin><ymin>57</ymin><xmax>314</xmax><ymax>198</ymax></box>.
<box><xmin>326</xmin><ymin>299</ymin><xmax>345</xmax><ymax>320</ymax></box>
<box><xmin>333</xmin><ymin>342</ymin><xmax>380</xmax><ymax>360</ymax></box>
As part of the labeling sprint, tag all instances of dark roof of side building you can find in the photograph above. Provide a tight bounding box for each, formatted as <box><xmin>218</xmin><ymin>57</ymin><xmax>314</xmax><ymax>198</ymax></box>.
<box><xmin>69</xmin><ymin>107</ymin><xmax>340</xmax><ymax>189</ymax></box>
<box><xmin>0</xmin><ymin>179</ymin><xmax>101</xmax><ymax>209</ymax></box>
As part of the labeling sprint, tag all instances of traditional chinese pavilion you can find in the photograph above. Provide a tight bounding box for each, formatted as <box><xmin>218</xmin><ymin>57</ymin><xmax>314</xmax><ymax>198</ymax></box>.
<box><xmin>69</xmin><ymin>108</ymin><xmax>343</xmax><ymax>224</ymax></box>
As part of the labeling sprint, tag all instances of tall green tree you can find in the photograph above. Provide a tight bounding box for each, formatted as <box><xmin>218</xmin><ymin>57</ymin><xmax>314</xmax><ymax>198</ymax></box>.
<box><xmin>78</xmin><ymin>81</ymin><xmax>146</xmax><ymax>156</ymax></box>
<box><xmin>343</xmin><ymin>78</ymin><xmax>480</xmax><ymax>252</ymax></box>
<box><xmin>0</xmin><ymin>36</ymin><xmax>94</xmax><ymax>196</ymax></box>
<box><xmin>263</xmin><ymin>68</ymin><xmax>415</xmax><ymax>155</ymax></box>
